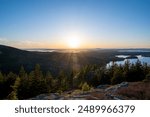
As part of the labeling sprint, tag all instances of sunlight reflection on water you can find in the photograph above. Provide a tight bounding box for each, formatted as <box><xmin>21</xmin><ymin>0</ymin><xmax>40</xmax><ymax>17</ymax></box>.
<box><xmin>107</xmin><ymin>55</ymin><xmax>150</xmax><ymax>67</ymax></box>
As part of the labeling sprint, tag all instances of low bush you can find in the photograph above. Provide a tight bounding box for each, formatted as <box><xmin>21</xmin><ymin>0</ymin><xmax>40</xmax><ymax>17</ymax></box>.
<box><xmin>117</xmin><ymin>82</ymin><xmax>150</xmax><ymax>99</ymax></box>
<box><xmin>82</xmin><ymin>82</ymin><xmax>91</xmax><ymax>91</ymax></box>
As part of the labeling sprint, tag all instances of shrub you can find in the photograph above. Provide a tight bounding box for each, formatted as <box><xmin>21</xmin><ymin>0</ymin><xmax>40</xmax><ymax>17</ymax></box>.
<box><xmin>145</xmin><ymin>73</ymin><xmax>150</xmax><ymax>81</ymax></box>
<box><xmin>117</xmin><ymin>82</ymin><xmax>150</xmax><ymax>99</ymax></box>
<box><xmin>82</xmin><ymin>82</ymin><xmax>91</xmax><ymax>91</ymax></box>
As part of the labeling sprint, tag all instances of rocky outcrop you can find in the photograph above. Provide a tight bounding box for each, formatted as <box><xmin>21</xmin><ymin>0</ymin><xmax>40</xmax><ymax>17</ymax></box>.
<box><xmin>104</xmin><ymin>82</ymin><xmax>128</xmax><ymax>100</ymax></box>
<box><xmin>105</xmin><ymin>82</ymin><xmax>128</xmax><ymax>92</ymax></box>
<box><xmin>97</xmin><ymin>84</ymin><xmax>110</xmax><ymax>89</ymax></box>
<box><xmin>30</xmin><ymin>82</ymin><xmax>129</xmax><ymax>100</ymax></box>
<box><xmin>29</xmin><ymin>93</ymin><xmax>62</xmax><ymax>100</ymax></box>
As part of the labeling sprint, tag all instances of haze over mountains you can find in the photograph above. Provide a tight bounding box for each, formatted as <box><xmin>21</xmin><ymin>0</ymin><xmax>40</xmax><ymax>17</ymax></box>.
<box><xmin>1</xmin><ymin>44</ymin><xmax>150</xmax><ymax>75</ymax></box>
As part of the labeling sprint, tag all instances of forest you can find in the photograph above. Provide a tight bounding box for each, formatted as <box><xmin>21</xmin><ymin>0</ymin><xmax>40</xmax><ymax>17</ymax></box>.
<box><xmin>0</xmin><ymin>60</ymin><xmax>150</xmax><ymax>99</ymax></box>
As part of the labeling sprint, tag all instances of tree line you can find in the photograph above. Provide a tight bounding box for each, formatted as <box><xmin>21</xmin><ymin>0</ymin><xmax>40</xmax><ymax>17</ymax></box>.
<box><xmin>74</xmin><ymin>60</ymin><xmax>150</xmax><ymax>88</ymax></box>
<box><xmin>0</xmin><ymin>64</ymin><xmax>74</xmax><ymax>99</ymax></box>
<box><xmin>0</xmin><ymin>60</ymin><xmax>150</xmax><ymax>99</ymax></box>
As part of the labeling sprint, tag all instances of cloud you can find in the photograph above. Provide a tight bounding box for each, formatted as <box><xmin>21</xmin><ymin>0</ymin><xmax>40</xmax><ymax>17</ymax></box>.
<box><xmin>10</xmin><ymin>40</ymin><xmax>51</xmax><ymax>48</ymax></box>
<box><xmin>0</xmin><ymin>37</ymin><xmax>10</xmax><ymax>45</ymax></box>
<box><xmin>18</xmin><ymin>40</ymin><xmax>39</xmax><ymax>46</ymax></box>
<box><xmin>0</xmin><ymin>37</ymin><xmax>8</xmax><ymax>42</ymax></box>
<box><xmin>0</xmin><ymin>38</ymin><xmax>31</xmax><ymax>47</ymax></box>
<box><xmin>0</xmin><ymin>37</ymin><xmax>50</xmax><ymax>48</ymax></box>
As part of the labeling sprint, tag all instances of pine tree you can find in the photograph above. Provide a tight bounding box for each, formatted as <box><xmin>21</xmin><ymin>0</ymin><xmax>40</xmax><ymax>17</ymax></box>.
<box><xmin>19</xmin><ymin>66</ymin><xmax>26</xmax><ymax>78</ymax></box>
<box><xmin>29</xmin><ymin>64</ymin><xmax>45</xmax><ymax>96</ymax></box>
<box><xmin>7</xmin><ymin>77</ymin><xmax>20</xmax><ymax>100</ymax></box>
<box><xmin>18</xmin><ymin>66</ymin><xmax>30</xmax><ymax>99</ymax></box>
<box><xmin>5</xmin><ymin>72</ymin><xmax>17</xmax><ymax>98</ymax></box>
<box><xmin>99</xmin><ymin>68</ymin><xmax>111</xmax><ymax>85</ymax></box>
<box><xmin>34</xmin><ymin>64</ymin><xmax>43</xmax><ymax>81</ymax></box>
<box><xmin>6</xmin><ymin>72</ymin><xmax>17</xmax><ymax>85</ymax></box>
<box><xmin>68</xmin><ymin>70</ymin><xmax>74</xmax><ymax>89</ymax></box>
<box><xmin>57</xmin><ymin>70</ymin><xmax>68</xmax><ymax>91</ymax></box>
<box><xmin>111</xmin><ymin>68</ymin><xmax>124</xmax><ymax>84</ymax></box>
<box><xmin>45</xmin><ymin>71</ymin><xmax>53</xmax><ymax>93</ymax></box>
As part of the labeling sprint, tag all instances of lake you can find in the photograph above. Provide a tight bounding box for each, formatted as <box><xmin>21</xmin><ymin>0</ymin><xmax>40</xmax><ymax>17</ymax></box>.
<box><xmin>25</xmin><ymin>49</ymin><xmax>56</xmax><ymax>52</ymax></box>
<box><xmin>107</xmin><ymin>55</ymin><xmax>150</xmax><ymax>67</ymax></box>
<box><xmin>118</xmin><ymin>49</ymin><xmax>150</xmax><ymax>52</ymax></box>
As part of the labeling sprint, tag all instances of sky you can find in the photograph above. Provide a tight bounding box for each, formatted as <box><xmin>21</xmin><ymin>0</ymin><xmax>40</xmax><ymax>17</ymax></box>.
<box><xmin>0</xmin><ymin>0</ymin><xmax>150</xmax><ymax>49</ymax></box>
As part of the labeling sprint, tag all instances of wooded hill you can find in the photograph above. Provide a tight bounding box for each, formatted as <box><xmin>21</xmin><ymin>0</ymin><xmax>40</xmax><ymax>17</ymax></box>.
<box><xmin>0</xmin><ymin>45</ymin><xmax>150</xmax><ymax>99</ymax></box>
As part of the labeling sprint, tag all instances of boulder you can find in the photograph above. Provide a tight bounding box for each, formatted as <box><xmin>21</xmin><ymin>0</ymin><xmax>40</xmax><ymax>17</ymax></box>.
<box><xmin>97</xmin><ymin>85</ymin><xmax>110</xmax><ymax>89</ymax></box>
<box><xmin>105</xmin><ymin>82</ymin><xmax>128</xmax><ymax>92</ymax></box>
<box><xmin>30</xmin><ymin>93</ymin><xmax>62</xmax><ymax>100</ymax></box>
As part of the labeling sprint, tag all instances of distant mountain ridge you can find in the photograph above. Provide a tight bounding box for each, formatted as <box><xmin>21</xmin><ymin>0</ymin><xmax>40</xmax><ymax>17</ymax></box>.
<box><xmin>0</xmin><ymin>44</ymin><xmax>66</xmax><ymax>75</ymax></box>
<box><xmin>0</xmin><ymin>44</ymin><xmax>31</xmax><ymax>73</ymax></box>
<box><xmin>0</xmin><ymin>44</ymin><xmax>27</xmax><ymax>53</ymax></box>
<box><xmin>0</xmin><ymin>44</ymin><xmax>115</xmax><ymax>74</ymax></box>
<box><xmin>1</xmin><ymin>44</ymin><xmax>150</xmax><ymax>75</ymax></box>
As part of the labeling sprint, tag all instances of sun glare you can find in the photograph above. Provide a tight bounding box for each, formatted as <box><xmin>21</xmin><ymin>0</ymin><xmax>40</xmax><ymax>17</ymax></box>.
<box><xmin>68</xmin><ymin>38</ymin><xmax>80</xmax><ymax>49</ymax></box>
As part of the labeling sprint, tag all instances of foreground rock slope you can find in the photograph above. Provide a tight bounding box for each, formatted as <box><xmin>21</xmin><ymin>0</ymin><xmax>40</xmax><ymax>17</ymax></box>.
<box><xmin>30</xmin><ymin>81</ymin><xmax>150</xmax><ymax>100</ymax></box>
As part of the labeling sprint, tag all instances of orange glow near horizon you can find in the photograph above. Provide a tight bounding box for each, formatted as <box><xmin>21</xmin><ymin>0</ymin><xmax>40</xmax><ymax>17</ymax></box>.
<box><xmin>9</xmin><ymin>37</ymin><xmax>150</xmax><ymax>49</ymax></box>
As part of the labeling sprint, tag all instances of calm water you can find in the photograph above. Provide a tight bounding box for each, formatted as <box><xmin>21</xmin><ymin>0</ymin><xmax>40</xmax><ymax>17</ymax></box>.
<box><xmin>107</xmin><ymin>55</ymin><xmax>150</xmax><ymax>67</ymax></box>
<box><xmin>25</xmin><ymin>49</ymin><xmax>56</xmax><ymax>52</ymax></box>
<box><xmin>118</xmin><ymin>50</ymin><xmax>150</xmax><ymax>52</ymax></box>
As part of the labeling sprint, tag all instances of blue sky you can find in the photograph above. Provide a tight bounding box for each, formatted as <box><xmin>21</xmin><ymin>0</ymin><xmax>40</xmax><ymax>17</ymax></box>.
<box><xmin>0</xmin><ymin>0</ymin><xmax>150</xmax><ymax>48</ymax></box>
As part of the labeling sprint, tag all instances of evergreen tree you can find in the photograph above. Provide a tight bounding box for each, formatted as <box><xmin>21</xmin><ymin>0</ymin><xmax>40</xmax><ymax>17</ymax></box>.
<box><xmin>143</xmin><ymin>63</ymin><xmax>149</xmax><ymax>77</ymax></box>
<box><xmin>7</xmin><ymin>77</ymin><xmax>20</xmax><ymax>100</ymax></box>
<box><xmin>34</xmin><ymin>64</ymin><xmax>43</xmax><ymax>81</ymax></box>
<box><xmin>19</xmin><ymin>66</ymin><xmax>26</xmax><ymax>78</ymax></box>
<box><xmin>111</xmin><ymin>68</ymin><xmax>124</xmax><ymax>84</ymax></box>
<box><xmin>99</xmin><ymin>69</ymin><xmax>111</xmax><ymax>85</ymax></box>
<box><xmin>18</xmin><ymin>66</ymin><xmax>30</xmax><ymax>99</ymax></box>
<box><xmin>28</xmin><ymin>64</ymin><xmax>44</xmax><ymax>97</ymax></box>
<box><xmin>5</xmin><ymin>72</ymin><xmax>17</xmax><ymax>98</ymax></box>
<box><xmin>57</xmin><ymin>70</ymin><xmax>68</xmax><ymax>91</ymax></box>
<box><xmin>68</xmin><ymin>70</ymin><xmax>74</xmax><ymax>89</ymax></box>
<box><xmin>6</xmin><ymin>72</ymin><xmax>17</xmax><ymax>85</ymax></box>
<box><xmin>45</xmin><ymin>71</ymin><xmax>53</xmax><ymax>93</ymax></box>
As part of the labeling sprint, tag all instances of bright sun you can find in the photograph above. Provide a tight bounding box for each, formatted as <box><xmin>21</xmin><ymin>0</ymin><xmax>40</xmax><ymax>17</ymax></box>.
<box><xmin>68</xmin><ymin>38</ymin><xmax>80</xmax><ymax>48</ymax></box>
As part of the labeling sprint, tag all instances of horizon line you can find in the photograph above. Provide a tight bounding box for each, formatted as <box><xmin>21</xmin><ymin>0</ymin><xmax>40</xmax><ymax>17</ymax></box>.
<box><xmin>1</xmin><ymin>44</ymin><xmax>150</xmax><ymax>50</ymax></box>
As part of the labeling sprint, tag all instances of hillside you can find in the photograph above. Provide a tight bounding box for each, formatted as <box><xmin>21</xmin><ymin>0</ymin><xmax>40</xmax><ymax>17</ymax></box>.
<box><xmin>0</xmin><ymin>45</ymin><xmax>150</xmax><ymax>100</ymax></box>
<box><xmin>1</xmin><ymin>45</ymin><xmax>150</xmax><ymax>75</ymax></box>
<box><xmin>0</xmin><ymin>45</ymin><xmax>118</xmax><ymax>75</ymax></box>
